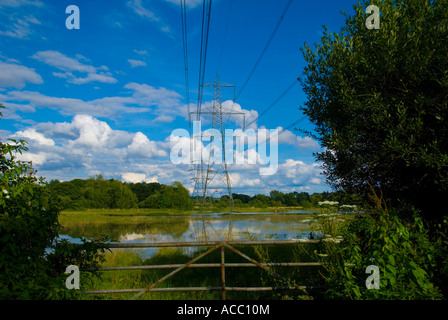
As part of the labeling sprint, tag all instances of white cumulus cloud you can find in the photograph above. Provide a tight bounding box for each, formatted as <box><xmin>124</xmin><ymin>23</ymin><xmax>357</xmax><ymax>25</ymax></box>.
<box><xmin>0</xmin><ymin>61</ymin><xmax>43</xmax><ymax>88</ymax></box>
<box><xmin>14</xmin><ymin>128</ymin><xmax>55</xmax><ymax>146</ymax></box>
<box><xmin>32</xmin><ymin>50</ymin><xmax>117</xmax><ymax>85</ymax></box>
<box><xmin>128</xmin><ymin>59</ymin><xmax>146</xmax><ymax>68</ymax></box>
<box><xmin>127</xmin><ymin>132</ymin><xmax>168</xmax><ymax>158</ymax></box>
<box><xmin>122</xmin><ymin>172</ymin><xmax>158</xmax><ymax>183</ymax></box>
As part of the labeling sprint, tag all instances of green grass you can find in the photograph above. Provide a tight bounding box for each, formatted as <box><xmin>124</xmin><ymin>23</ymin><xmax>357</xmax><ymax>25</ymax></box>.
<box><xmin>59</xmin><ymin>206</ymin><xmax>322</xmax><ymax>225</ymax></box>
<box><xmin>58</xmin><ymin>208</ymin><xmax>196</xmax><ymax>233</ymax></box>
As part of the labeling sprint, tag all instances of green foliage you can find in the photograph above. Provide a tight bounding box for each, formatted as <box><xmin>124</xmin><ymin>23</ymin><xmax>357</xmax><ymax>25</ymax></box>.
<box><xmin>213</xmin><ymin>190</ymin><xmax>359</xmax><ymax>209</ymax></box>
<box><xmin>299</xmin><ymin>0</ymin><xmax>448</xmax><ymax>219</ymax></box>
<box><xmin>48</xmin><ymin>176</ymin><xmax>138</xmax><ymax>210</ymax></box>
<box><xmin>1</xmin><ymin>138</ymin><xmax>59</xmax><ymax>298</ymax></box>
<box><xmin>48</xmin><ymin>177</ymin><xmax>195</xmax><ymax>210</ymax></box>
<box><xmin>127</xmin><ymin>182</ymin><xmax>161</xmax><ymax>203</ymax></box>
<box><xmin>319</xmin><ymin>189</ymin><xmax>445</xmax><ymax>299</ymax></box>
<box><xmin>138</xmin><ymin>181</ymin><xmax>192</xmax><ymax>210</ymax></box>
<box><xmin>0</xmin><ymin>111</ymin><xmax>109</xmax><ymax>299</ymax></box>
<box><xmin>48</xmin><ymin>173</ymin><xmax>359</xmax><ymax>211</ymax></box>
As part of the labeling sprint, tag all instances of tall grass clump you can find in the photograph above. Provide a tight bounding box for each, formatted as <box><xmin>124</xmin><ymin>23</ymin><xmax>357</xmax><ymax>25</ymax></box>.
<box><xmin>85</xmin><ymin>250</ymin><xmax>145</xmax><ymax>300</ymax></box>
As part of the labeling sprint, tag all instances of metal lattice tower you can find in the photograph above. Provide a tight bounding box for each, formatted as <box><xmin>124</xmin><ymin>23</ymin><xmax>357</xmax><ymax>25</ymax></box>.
<box><xmin>189</xmin><ymin>74</ymin><xmax>245</xmax><ymax>208</ymax></box>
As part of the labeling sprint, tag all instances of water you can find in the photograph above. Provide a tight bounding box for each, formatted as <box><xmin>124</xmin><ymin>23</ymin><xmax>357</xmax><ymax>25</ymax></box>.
<box><xmin>60</xmin><ymin>211</ymin><xmax>320</xmax><ymax>259</ymax></box>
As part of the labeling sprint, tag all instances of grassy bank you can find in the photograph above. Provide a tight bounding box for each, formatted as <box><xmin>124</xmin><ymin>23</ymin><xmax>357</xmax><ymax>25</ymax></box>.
<box><xmin>61</xmin><ymin>206</ymin><xmax>320</xmax><ymax>215</ymax></box>
<box><xmin>58</xmin><ymin>206</ymin><xmax>322</xmax><ymax>226</ymax></box>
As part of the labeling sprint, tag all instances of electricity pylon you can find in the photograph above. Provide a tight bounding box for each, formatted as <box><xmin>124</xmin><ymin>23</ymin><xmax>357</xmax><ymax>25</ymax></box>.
<box><xmin>189</xmin><ymin>74</ymin><xmax>245</xmax><ymax>208</ymax></box>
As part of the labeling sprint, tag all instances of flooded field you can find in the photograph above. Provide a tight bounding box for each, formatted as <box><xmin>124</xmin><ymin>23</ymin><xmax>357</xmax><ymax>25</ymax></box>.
<box><xmin>59</xmin><ymin>211</ymin><xmax>321</xmax><ymax>258</ymax></box>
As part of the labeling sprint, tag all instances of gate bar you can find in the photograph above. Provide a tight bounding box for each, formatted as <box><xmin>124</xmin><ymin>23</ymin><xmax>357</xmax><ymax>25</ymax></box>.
<box><xmin>107</xmin><ymin>239</ymin><xmax>320</xmax><ymax>248</ymax></box>
<box><xmin>84</xmin><ymin>286</ymin><xmax>326</xmax><ymax>295</ymax></box>
<box><xmin>91</xmin><ymin>262</ymin><xmax>325</xmax><ymax>271</ymax></box>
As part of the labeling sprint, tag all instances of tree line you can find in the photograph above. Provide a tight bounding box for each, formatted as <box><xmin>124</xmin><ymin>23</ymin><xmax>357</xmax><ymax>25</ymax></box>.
<box><xmin>215</xmin><ymin>190</ymin><xmax>358</xmax><ymax>209</ymax></box>
<box><xmin>47</xmin><ymin>175</ymin><xmax>193</xmax><ymax>210</ymax></box>
<box><xmin>47</xmin><ymin>175</ymin><xmax>357</xmax><ymax>211</ymax></box>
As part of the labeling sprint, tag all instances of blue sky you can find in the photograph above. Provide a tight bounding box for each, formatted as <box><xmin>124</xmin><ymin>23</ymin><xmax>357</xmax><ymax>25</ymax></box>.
<box><xmin>0</xmin><ymin>0</ymin><xmax>360</xmax><ymax>196</ymax></box>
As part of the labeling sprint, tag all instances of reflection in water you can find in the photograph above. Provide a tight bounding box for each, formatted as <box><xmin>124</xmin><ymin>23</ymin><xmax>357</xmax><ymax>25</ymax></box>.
<box><xmin>60</xmin><ymin>212</ymin><xmax>319</xmax><ymax>259</ymax></box>
<box><xmin>119</xmin><ymin>233</ymin><xmax>145</xmax><ymax>241</ymax></box>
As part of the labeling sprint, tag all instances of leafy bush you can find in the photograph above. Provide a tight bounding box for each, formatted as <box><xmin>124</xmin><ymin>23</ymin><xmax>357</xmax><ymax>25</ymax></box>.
<box><xmin>319</xmin><ymin>189</ymin><xmax>445</xmax><ymax>299</ymax></box>
<box><xmin>0</xmin><ymin>110</ymin><xmax>109</xmax><ymax>299</ymax></box>
<box><xmin>138</xmin><ymin>182</ymin><xmax>192</xmax><ymax>209</ymax></box>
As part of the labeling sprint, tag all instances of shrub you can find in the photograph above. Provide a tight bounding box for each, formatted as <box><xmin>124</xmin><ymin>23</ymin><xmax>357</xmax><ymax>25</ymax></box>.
<box><xmin>319</xmin><ymin>189</ymin><xmax>444</xmax><ymax>299</ymax></box>
<box><xmin>0</xmin><ymin>118</ymin><xmax>109</xmax><ymax>299</ymax></box>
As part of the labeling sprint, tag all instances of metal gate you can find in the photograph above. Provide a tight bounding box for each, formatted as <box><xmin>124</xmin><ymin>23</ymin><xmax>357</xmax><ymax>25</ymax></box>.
<box><xmin>84</xmin><ymin>239</ymin><xmax>337</xmax><ymax>300</ymax></box>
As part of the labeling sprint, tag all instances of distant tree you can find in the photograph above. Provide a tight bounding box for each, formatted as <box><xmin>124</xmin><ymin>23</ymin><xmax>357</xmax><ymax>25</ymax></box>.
<box><xmin>128</xmin><ymin>182</ymin><xmax>161</xmax><ymax>203</ymax></box>
<box><xmin>107</xmin><ymin>180</ymin><xmax>138</xmax><ymax>209</ymax></box>
<box><xmin>252</xmin><ymin>194</ymin><xmax>270</xmax><ymax>206</ymax></box>
<box><xmin>139</xmin><ymin>192</ymin><xmax>163</xmax><ymax>209</ymax></box>
<box><xmin>232</xmin><ymin>193</ymin><xmax>251</xmax><ymax>204</ymax></box>
<box><xmin>233</xmin><ymin>199</ymin><xmax>243</xmax><ymax>207</ymax></box>
<box><xmin>216</xmin><ymin>197</ymin><xmax>230</xmax><ymax>208</ymax></box>
<box><xmin>171</xmin><ymin>181</ymin><xmax>192</xmax><ymax>209</ymax></box>
<box><xmin>310</xmin><ymin>193</ymin><xmax>324</xmax><ymax>207</ymax></box>
<box><xmin>295</xmin><ymin>192</ymin><xmax>311</xmax><ymax>206</ymax></box>
<box><xmin>248</xmin><ymin>199</ymin><xmax>268</xmax><ymax>208</ymax></box>
<box><xmin>269</xmin><ymin>190</ymin><xmax>285</xmax><ymax>204</ymax></box>
<box><xmin>299</xmin><ymin>0</ymin><xmax>448</xmax><ymax>219</ymax></box>
<box><xmin>138</xmin><ymin>181</ymin><xmax>191</xmax><ymax>209</ymax></box>
<box><xmin>284</xmin><ymin>193</ymin><xmax>298</xmax><ymax>206</ymax></box>
<box><xmin>83</xmin><ymin>177</ymin><xmax>108</xmax><ymax>208</ymax></box>
<box><xmin>270</xmin><ymin>200</ymin><xmax>283</xmax><ymax>207</ymax></box>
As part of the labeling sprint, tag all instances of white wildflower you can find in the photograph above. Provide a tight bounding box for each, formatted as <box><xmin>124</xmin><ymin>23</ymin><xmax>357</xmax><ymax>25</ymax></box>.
<box><xmin>318</xmin><ymin>201</ymin><xmax>339</xmax><ymax>206</ymax></box>
<box><xmin>340</xmin><ymin>204</ymin><xmax>357</xmax><ymax>209</ymax></box>
<box><xmin>322</xmin><ymin>236</ymin><xmax>342</xmax><ymax>243</ymax></box>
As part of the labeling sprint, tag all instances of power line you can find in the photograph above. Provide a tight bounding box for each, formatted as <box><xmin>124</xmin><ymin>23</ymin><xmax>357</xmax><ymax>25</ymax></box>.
<box><xmin>239</xmin><ymin>115</ymin><xmax>308</xmax><ymax>154</ymax></box>
<box><xmin>217</xmin><ymin>0</ymin><xmax>234</xmax><ymax>73</ymax></box>
<box><xmin>225</xmin><ymin>0</ymin><xmax>293</xmax><ymax>126</ymax></box>
<box><xmin>245</xmin><ymin>79</ymin><xmax>297</xmax><ymax>128</ymax></box>
<box><xmin>235</xmin><ymin>0</ymin><xmax>293</xmax><ymax>101</ymax></box>
<box><xmin>180</xmin><ymin>0</ymin><xmax>190</xmax><ymax>119</ymax></box>
<box><xmin>196</xmin><ymin>0</ymin><xmax>212</xmax><ymax>119</ymax></box>
<box><xmin>282</xmin><ymin>115</ymin><xmax>307</xmax><ymax>133</ymax></box>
